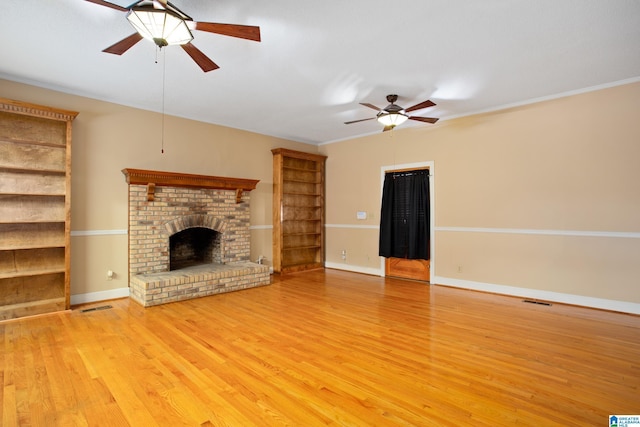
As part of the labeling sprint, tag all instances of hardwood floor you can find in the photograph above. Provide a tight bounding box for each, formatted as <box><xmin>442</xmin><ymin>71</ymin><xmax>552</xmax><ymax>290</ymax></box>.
<box><xmin>1</xmin><ymin>269</ymin><xmax>639</xmax><ymax>426</ymax></box>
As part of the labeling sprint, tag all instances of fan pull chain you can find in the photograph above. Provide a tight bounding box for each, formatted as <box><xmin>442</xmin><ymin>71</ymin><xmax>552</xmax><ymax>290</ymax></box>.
<box><xmin>160</xmin><ymin>47</ymin><xmax>166</xmax><ymax>154</ymax></box>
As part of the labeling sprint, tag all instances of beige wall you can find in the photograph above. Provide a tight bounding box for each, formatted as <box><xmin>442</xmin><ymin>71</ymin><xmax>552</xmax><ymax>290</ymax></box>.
<box><xmin>3</xmin><ymin>78</ymin><xmax>639</xmax><ymax>311</ymax></box>
<box><xmin>320</xmin><ymin>82</ymin><xmax>640</xmax><ymax>308</ymax></box>
<box><xmin>0</xmin><ymin>79</ymin><xmax>315</xmax><ymax>300</ymax></box>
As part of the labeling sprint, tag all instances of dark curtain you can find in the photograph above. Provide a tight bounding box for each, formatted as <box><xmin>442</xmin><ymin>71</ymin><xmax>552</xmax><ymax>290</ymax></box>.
<box><xmin>378</xmin><ymin>170</ymin><xmax>430</xmax><ymax>260</ymax></box>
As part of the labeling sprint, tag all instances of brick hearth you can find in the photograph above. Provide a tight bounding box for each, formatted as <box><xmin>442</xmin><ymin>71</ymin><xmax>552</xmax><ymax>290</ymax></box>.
<box><xmin>122</xmin><ymin>169</ymin><xmax>270</xmax><ymax>307</ymax></box>
<box><xmin>130</xmin><ymin>262</ymin><xmax>269</xmax><ymax>307</ymax></box>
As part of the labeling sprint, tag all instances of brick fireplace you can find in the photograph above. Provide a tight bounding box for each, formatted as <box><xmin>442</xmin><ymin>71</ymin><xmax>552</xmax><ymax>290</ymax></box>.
<box><xmin>122</xmin><ymin>169</ymin><xmax>270</xmax><ymax>307</ymax></box>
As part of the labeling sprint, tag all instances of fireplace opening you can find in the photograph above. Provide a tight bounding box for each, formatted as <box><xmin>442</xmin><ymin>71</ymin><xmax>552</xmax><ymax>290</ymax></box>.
<box><xmin>170</xmin><ymin>227</ymin><xmax>221</xmax><ymax>270</ymax></box>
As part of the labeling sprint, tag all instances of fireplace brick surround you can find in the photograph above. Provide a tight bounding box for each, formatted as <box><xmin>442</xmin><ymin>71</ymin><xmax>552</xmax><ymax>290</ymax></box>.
<box><xmin>122</xmin><ymin>169</ymin><xmax>270</xmax><ymax>307</ymax></box>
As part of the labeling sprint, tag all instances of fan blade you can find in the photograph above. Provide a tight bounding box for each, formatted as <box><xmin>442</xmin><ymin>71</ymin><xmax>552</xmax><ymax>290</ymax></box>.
<box><xmin>360</xmin><ymin>103</ymin><xmax>382</xmax><ymax>111</ymax></box>
<box><xmin>181</xmin><ymin>43</ymin><xmax>220</xmax><ymax>72</ymax></box>
<box><xmin>84</xmin><ymin>0</ymin><xmax>128</xmax><ymax>12</ymax></box>
<box><xmin>193</xmin><ymin>22</ymin><xmax>261</xmax><ymax>42</ymax></box>
<box><xmin>102</xmin><ymin>33</ymin><xmax>143</xmax><ymax>55</ymax></box>
<box><xmin>405</xmin><ymin>99</ymin><xmax>435</xmax><ymax>113</ymax></box>
<box><xmin>382</xmin><ymin>125</ymin><xmax>394</xmax><ymax>132</ymax></box>
<box><xmin>344</xmin><ymin>117</ymin><xmax>376</xmax><ymax>125</ymax></box>
<box><xmin>408</xmin><ymin>116</ymin><xmax>439</xmax><ymax>124</ymax></box>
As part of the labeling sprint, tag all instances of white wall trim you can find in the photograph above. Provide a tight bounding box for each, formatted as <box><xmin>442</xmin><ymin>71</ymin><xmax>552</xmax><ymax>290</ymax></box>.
<box><xmin>70</xmin><ymin>287</ymin><xmax>130</xmax><ymax>305</ymax></box>
<box><xmin>325</xmin><ymin>262</ymin><xmax>383</xmax><ymax>277</ymax></box>
<box><xmin>326</xmin><ymin>224</ymin><xmax>379</xmax><ymax>229</ymax></box>
<box><xmin>70</xmin><ymin>225</ymin><xmax>639</xmax><ymax>239</ymax></box>
<box><xmin>324</xmin><ymin>264</ymin><xmax>640</xmax><ymax>314</ymax></box>
<box><xmin>436</xmin><ymin>226</ymin><xmax>640</xmax><ymax>239</ymax></box>
<box><xmin>433</xmin><ymin>276</ymin><xmax>640</xmax><ymax>315</ymax></box>
<box><xmin>71</xmin><ymin>229</ymin><xmax>127</xmax><ymax>236</ymax></box>
<box><xmin>249</xmin><ymin>225</ymin><xmax>273</xmax><ymax>230</ymax></box>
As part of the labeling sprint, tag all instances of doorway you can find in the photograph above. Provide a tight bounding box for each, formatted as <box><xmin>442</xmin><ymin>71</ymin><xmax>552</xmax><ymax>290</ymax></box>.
<box><xmin>380</xmin><ymin>161</ymin><xmax>434</xmax><ymax>282</ymax></box>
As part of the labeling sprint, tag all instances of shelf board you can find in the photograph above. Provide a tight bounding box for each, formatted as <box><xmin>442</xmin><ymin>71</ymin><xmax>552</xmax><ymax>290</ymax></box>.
<box><xmin>0</xmin><ymin>192</ymin><xmax>65</xmax><ymax>197</ymax></box>
<box><xmin>0</xmin><ymin>244</ymin><xmax>64</xmax><ymax>251</ymax></box>
<box><xmin>283</xmin><ymin>194</ymin><xmax>319</xmax><ymax>201</ymax></box>
<box><xmin>0</xmin><ymin>220</ymin><xmax>66</xmax><ymax>225</ymax></box>
<box><xmin>282</xmin><ymin>177</ymin><xmax>321</xmax><ymax>184</ymax></box>
<box><xmin>0</xmin><ymin>137</ymin><xmax>66</xmax><ymax>149</ymax></box>
<box><xmin>0</xmin><ymin>267</ymin><xmax>65</xmax><ymax>280</ymax></box>
<box><xmin>283</xmin><ymin>245</ymin><xmax>321</xmax><ymax>251</ymax></box>
<box><xmin>280</xmin><ymin>262</ymin><xmax>324</xmax><ymax>273</ymax></box>
<box><xmin>282</xmin><ymin>192</ymin><xmax>322</xmax><ymax>197</ymax></box>
<box><xmin>0</xmin><ymin>297</ymin><xmax>66</xmax><ymax>321</ymax></box>
<box><xmin>283</xmin><ymin>165</ymin><xmax>320</xmax><ymax>172</ymax></box>
<box><xmin>0</xmin><ymin>166</ymin><xmax>65</xmax><ymax>175</ymax></box>
<box><xmin>0</xmin><ymin>221</ymin><xmax>64</xmax><ymax>225</ymax></box>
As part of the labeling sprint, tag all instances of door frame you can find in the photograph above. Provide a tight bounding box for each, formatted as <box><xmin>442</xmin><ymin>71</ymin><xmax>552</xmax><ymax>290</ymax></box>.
<box><xmin>380</xmin><ymin>161</ymin><xmax>435</xmax><ymax>283</ymax></box>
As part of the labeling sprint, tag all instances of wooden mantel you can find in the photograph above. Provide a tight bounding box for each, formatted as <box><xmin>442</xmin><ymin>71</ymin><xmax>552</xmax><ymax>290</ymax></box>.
<box><xmin>122</xmin><ymin>168</ymin><xmax>259</xmax><ymax>203</ymax></box>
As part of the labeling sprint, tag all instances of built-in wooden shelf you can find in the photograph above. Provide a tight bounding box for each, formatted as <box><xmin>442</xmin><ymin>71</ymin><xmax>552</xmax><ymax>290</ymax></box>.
<box><xmin>0</xmin><ymin>97</ymin><xmax>77</xmax><ymax>321</ymax></box>
<box><xmin>122</xmin><ymin>168</ymin><xmax>259</xmax><ymax>202</ymax></box>
<box><xmin>272</xmin><ymin>148</ymin><xmax>327</xmax><ymax>274</ymax></box>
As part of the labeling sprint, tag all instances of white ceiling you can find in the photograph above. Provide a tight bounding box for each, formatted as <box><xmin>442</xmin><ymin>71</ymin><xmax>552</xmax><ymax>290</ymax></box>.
<box><xmin>1</xmin><ymin>0</ymin><xmax>640</xmax><ymax>145</ymax></box>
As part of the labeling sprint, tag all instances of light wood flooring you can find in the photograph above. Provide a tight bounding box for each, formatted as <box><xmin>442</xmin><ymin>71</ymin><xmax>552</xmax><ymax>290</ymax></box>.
<box><xmin>1</xmin><ymin>269</ymin><xmax>639</xmax><ymax>426</ymax></box>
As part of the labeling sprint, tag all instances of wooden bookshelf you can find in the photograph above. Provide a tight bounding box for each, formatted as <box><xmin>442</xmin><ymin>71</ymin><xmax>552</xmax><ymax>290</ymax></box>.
<box><xmin>0</xmin><ymin>98</ymin><xmax>77</xmax><ymax>320</ymax></box>
<box><xmin>272</xmin><ymin>148</ymin><xmax>327</xmax><ymax>274</ymax></box>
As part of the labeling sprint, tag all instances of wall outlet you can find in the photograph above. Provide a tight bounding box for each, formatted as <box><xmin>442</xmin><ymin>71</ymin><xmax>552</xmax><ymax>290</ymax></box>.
<box><xmin>457</xmin><ymin>265</ymin><xmax>463</xmax><ymax>273</ymax></box>
<box><xmin>341</xmin><ymin>250</ymin><xmax>347</xmax><ymax>260</ymax></box>
<box><xmin>107</xmin><ymin>270</ymin><xmax>114</xmax><ymax>280</ymax></box>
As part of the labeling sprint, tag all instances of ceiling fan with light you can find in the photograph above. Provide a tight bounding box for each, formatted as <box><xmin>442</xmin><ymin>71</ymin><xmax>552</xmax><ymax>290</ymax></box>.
<box><xmin>85</xmin><ymin>0</ymin><xmax>261</xmax><ymax>72</ymax></box>
<box><xmin>345</xmin><ymin>94</ymin><xmax>439</xmax><ymax>131</ymax></box>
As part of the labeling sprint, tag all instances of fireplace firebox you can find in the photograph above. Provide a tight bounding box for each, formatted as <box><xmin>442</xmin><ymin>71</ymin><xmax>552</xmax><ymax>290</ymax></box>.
<box><xmin>170</xmin><ymin>227</ymin><xmax>220</xmax><ymax>270</ymax></box>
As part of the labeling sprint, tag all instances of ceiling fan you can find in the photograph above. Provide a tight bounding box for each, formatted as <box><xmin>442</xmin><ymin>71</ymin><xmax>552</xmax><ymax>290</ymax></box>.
<box><xmin>345</xmin><ymin>94</ymin><xmax>439</xmax><ymax>132</ymax></box>
<box><xmin>85</xmin><ymin>0</ymin><xmax>261</xmax><ymax>72</ymax></box>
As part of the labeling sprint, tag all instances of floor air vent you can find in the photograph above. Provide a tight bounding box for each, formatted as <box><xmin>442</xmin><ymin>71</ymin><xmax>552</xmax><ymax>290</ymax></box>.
<box><xmin>81</xmin><ymin>305</ymin><xmax>113</xmax><ymax>313</ymax></box>
<box><xmin>523</xmin><ymin>299</ymin><xmax>552</xmax><ymax>306</ymax></box>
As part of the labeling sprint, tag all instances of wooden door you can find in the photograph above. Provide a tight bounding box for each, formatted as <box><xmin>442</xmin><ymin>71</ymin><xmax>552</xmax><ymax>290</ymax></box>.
<box><xmin>386</xmin><ymin>258</ymin><xmax>430</xmax><ymax>282</ymax></box>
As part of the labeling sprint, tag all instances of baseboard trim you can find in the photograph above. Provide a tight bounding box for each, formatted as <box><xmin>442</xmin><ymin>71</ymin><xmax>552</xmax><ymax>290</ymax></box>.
<box><xmin>71</xmin><ymin>287</ymin><xmax>130</xmax><ymax>305</ymax></box>
<box><xmin>325</xmin><ymin>262</ymin><xmax>383</xmax><ymax>277</ymax></box>
<box><xmin>433</xmin><ymin>276</ymin><xmax>640</xmax><ymax>315</ymax></box>
<box><xmin>325</xmin><ymin>224</ymin><xmax>379</xmax><ymax>229</ymax></box>
<box><xmin>323</xmin><ymin>263</ymin><xmax>640</xmax><ymax>314</ymax></box>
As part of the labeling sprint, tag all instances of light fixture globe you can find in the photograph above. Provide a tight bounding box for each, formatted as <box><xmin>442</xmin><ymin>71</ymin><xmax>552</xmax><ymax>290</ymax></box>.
<box><xmin>377</xmin><ymin>111</ymin><xmax>409</xmax><ymax>128</ymax></box>
<box><xmin>127</xmin><ymin>7</ymin><xmax>193</xmax><ymax>47</ymax></box>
